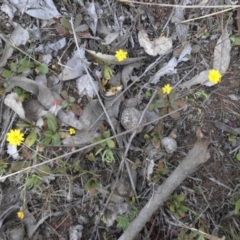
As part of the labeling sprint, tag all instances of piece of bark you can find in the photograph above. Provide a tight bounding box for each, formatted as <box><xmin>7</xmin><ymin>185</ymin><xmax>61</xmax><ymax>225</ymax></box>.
<box><xmin>118</xmin><ymin>128</ymin><xmax>210</xmax><ymax>240</ymax></box>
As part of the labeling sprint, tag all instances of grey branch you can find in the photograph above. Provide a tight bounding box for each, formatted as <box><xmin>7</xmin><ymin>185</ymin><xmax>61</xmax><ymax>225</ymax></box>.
<box><xmin>118</xmin><ymin>128</ymin><xmax>210</xmax><ymax>240</ymax></box>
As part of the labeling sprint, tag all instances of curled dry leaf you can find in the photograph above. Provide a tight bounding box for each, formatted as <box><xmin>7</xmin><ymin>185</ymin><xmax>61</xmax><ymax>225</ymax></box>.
<box><xmin>150</xmin><ymin>57</ymin><xmax>178</xmax><ymax>84</ymax></box>
<box><xmin>178</xmin><ymin>42</ymin><xmax>192</xmax><ymax>62</ymax></box>
<box><xmin>4</xmin><ymin>92</ymin><xmax>25</xmax><ymax>119</ymax></box>
<box><xmin>121</xmin><ymin>62</ymin><xmax>143</xmax><ymax>89</ymax></box>
<box><xmin>138</xmin><ymin>29</ymin><xmax>172</xmax><ymax>56</ymax></box>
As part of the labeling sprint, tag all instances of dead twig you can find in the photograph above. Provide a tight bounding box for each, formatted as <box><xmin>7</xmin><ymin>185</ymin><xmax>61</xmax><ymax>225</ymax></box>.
<box><xmin>118</xmin><ymin>128</ymin><xmax>210</xmax><ymax>240</ymax></box>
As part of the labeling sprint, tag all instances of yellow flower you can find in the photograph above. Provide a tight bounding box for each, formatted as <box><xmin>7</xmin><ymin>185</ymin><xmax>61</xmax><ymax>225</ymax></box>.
<box><xmin>115</xmin><ymin>49</ymin><xmax>128</xmax><ymax>62</ymax></box>
<box><xmin>6</xmin><ymin>129</ymin><xmax>24</xmax><ymax>146</ymax></box>
<box><xmin>162</xmin><ymin>84</ymin><xmax>172</xmax><ymax>94</ymax></box>
<box><xmin>208</xmin><ymin>69</ymin><xmax>222</xmax><ymax>84</ymax></box>
<box><xmin>17</xmin><ymin>211</ymin><xmax>24</xmax><ymax>220</ymax></box>
<box><xmin>69</xmin><ymin>128</ymin><xmax>76</xmax><ymax>135</ymax></box>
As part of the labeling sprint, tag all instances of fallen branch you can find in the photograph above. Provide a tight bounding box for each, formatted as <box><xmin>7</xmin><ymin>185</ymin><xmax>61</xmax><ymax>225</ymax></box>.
<box><xmin>118</xmin><ymin>128</ymin><xmax>210</xmax><ymax>240</ymax></box>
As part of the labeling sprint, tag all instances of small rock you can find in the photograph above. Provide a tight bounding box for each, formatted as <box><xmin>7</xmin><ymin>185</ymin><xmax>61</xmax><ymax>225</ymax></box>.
<box><xmin>121</xmin><ymin>107</ymin><xmax>146</xmax><ymax>133</ymax></box>
<box><xmin>161</xmin><ymin>137</ymin><xmax>177</xmax><ymax>154</ymax></box>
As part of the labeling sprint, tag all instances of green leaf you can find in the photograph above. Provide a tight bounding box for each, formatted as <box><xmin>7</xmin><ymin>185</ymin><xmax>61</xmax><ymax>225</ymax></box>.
<box><xmin>177</xmin><ymin>194</ymin><xmax>185</xmax><ymax>202</ymax></box>
<box><xmin>51</xmin><ymin>132</ymin><xmax>61</xmax><ymax>145</ymax></box>
<box><xmin>47</xmin><ymin>118</ymin><xmax>57</xmax><ymax>132</ymax></box>
<box><xmin>85</xmin><ymin>178</ymin><xmax>100</xmax><ymax>196</ymax></box>
<box><xmin>61</xmin><ymin>90</ymin><xmax>69</xmax><ymax>100</ymax></box>
<box><xmin>148</xmin><ymin>103</ymin><xmax>155</xmax><ymax>111</ymax></box>
<box><xmin>44</xmin><ymin>131</ymin><xmax>54</xmax><ymax>137</ymax></box>
<box><xmin>36</xmin><ymin>64</ymin><xmax>48</xmax><ymax>74</ymax></box>
<box><xmin>234</xmin><ymin>199</ymin><xmax>240</xmax><ymax>214</ymax></box>
<box><xmin>10</xmin><ymin>161</ymin><xmax>31</xmax><ymax>172</ymax></box>
<box><xmin>236</xmin><ymin>153</ymin><xmax>240</xmax><ymax>161</ymax></box>
<box><xmin>169</xmin><ymin>204</ymin><xmax>175</xmax><ymax>212</ymax></box>
<box><xmin>13</xmin><ymin>88</ymin><xmax>23</xmax><ymax>96</ymax></box>
<box><xmin>60</xmin><ymin>17</ymin><xmax>72</xmax><ymax>30</ymax></box>
<box><xmin>24</xmin><ymin>129</ymin><xmax>37</xmax><ymax>147</ymax></box>
<box><xmin>16</xmin><ymin>123</ymin><xmax>32</xmax><ymax>128</ymax></box>
<box><xmin>100</xmin><ymin>140</ymin><xmax>107</xmax><ymax>147</ymax></box>
<box><xmin>46</xmin><ymin>113</ymin><xmax>58</xmax><ymax>132</ymax></box>
<box><xmin>95</xmin><ymin>147</ymin><xmax>103</xmax><ymax>155</ymax></box>
<box><xmin>68</xmin><ymin>96</ymin><xmax>75</xmax><ymax>103</ymax></box>
<box><xmin>10</xmin><ymin>62</ymin><xmax>16</xmax><ymax>71</ymax></box>
<box><xmin>74</xmin><ymin>14</ymin><xmax>83</xmax><ymax>28</ymax></box>
<box><xmin>23</xmin><ymin>59</ymin><xmax>34</xmax><ymax>68</ymax></box>
<box><xmin>37</xmin><ymin>164</ymin><xmax>51</xmax><ymax>176</ymax></box>
<box><xmin>178</xmin><ymin>205</ymin><xmax>188</xmax><ymax>213</ymax></box>
<box><xmin>155</xmin><ymin>99</ymin><xmax>167</xmax><ymax>108</ymax></box>
<box><xmin>107</xmin><ymin>139</ymin><xmax>115</xmax><ymax>149</ymax></box>
<box><xmin>40</xmin><ymin>137</ymin><xmax>52</xmax><ymax>146</ymax></box>
<box><xmin>1</xmin><ymin>70</ymin><xmax>13</xmax><ymax>79</ymax></box>
<box><xmin>17</xmin><ymin>64</ymin><xmax>28</xmax><ymax>73</ymax></box>
<box><xmin>103</xmin><ymin>131</ymin><xmax>110</xmax><ymax>139</ymax></box>
<box><xmin>145</xmin><ymin>91</ymin><xmax>152</xmax><ymax>97</ymax></box>
<box><xmin>197</xmin><ymin>235</ymin><xmax>205</xmax><ymax>240</ymax></box>
<box><xmin>61</xmin><ymin>100</ymin><xmax>69</xmax><ymax>109</ymax></box>
<box><xmin>230</xmin><ymin>36</ymin><xmax>240</xmax><ymax>46</ymax></box>
<box><xmin>103</xmin><ymin>65</ymin><xmax>113</xmax><ymax>80</ymax></box>
<box><xmin>92</xmin><ymin>136</ymin><xmax>103</xmax><ymax>144</ymax></box>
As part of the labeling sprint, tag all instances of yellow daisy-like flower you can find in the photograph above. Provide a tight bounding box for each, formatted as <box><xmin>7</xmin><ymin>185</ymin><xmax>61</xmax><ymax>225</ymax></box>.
<box><xmin>6</xmin><ymin>129</ymin><xmax>24</xmax><ymax>146</ymax></box>
<box><xmin>115</xmin><ymin>49</ymin><xmax>128</xmax><ymax>62</ymax></box>
<box><xmin>208</xmin><ymin>69</ymin><xmax>222</xmax><ymax>84</ymax></box>
<box><xmin>162</xmin><ymin>84</ymin><xmax>172</xmax><ymax>94</ymax></box>
<box><xmin>69</xmin><ymin>128</ymin><xmax>76</xmax><ymax>135</ymax></box>
<box><xmin>17</xmin><ymin>211</ymin><xmax>24</xmax><ymax>220</ymax></box>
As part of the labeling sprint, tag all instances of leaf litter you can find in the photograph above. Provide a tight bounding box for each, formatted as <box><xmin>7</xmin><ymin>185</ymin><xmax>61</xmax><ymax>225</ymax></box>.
<box><xmin>0</xmin><ymin>0</ymin><xmax>239</xmax><ymax>239</ymax></box>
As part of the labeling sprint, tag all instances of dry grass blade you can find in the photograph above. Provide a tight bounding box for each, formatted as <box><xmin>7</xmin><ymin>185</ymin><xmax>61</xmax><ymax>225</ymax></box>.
<box><xmin>118</xmin><ymin>0</ymin><xmax>240</xmax><ymax>9</ymax></box>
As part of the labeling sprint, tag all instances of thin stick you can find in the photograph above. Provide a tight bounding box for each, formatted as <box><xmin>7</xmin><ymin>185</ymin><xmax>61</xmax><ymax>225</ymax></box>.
<box><xmin>118</xmin><ymin>0</ymin><xmax>240</xmax><ymax>9</ymax></box>
<box><xmin>0</xmin><ymin>107</ymin><xmax>184</xmax><ymax>181</ymax></box>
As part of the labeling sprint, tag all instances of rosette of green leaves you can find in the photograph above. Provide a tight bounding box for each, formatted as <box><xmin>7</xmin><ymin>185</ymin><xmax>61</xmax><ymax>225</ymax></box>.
<box><xmin>149</xmin><ymin>89</ymin><xmax>185</xmax><ymax>120</ymax></box>
<box><xmin>40</xmin><ymin>113</ymin><xmax>61</xmax><ymax>146</ymax></box>
<box><xmin>92</xmin><ymin>131</ymin><xmax>115</xmax><ymax>164</ymax></box>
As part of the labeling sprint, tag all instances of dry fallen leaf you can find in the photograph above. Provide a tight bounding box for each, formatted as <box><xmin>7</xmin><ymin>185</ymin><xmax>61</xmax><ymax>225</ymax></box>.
<box><xmin>58</xmin><ymin>49</ymin><xmax>89</xmax><ymax>81</ymax></box>
<box><xmin>0</xmin><ymin>24</ymin><xmax>29</xmax><ymax>68</ymax></box>
<box><xmin>76</xmin><ymin>74</ymin><xmax>99</xmax><ymax>98</ymax></box>
<box><xmin>4</xmin><ymin>92</ymin><xmax>26</xmax><ymax>120</ymax></box>
<box><xmin>171</xmin><ymin>0</ymin><xmax>189</xmax><ymax>43</ymax></box>
<box><xmin>9</xmin><ymin>0</ymin><xmax>60</xmax><ymax>19</ymax></box>
<box><xmin>150</xmin><ymin>57</ymin><xmax>178</xmax><ymax>84</ymax></box>
<box><xmin>178</xmin><ymin>70</ymin><xmax>210</xmax><ymax>89</ymax></box>
<box><xmin>213</xmin><ymin>27</ymin><xmax>231</xmax><ymax>75</ymax></box>
<box><xmin>121</xmin><ymin>62</ymin><xmax>143</xmax><ymax>89</ymax></box>
<box><xmin>138</xmin><ymin>29</ymin><xmax>172</xmax><ymax>56</ymax></box>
